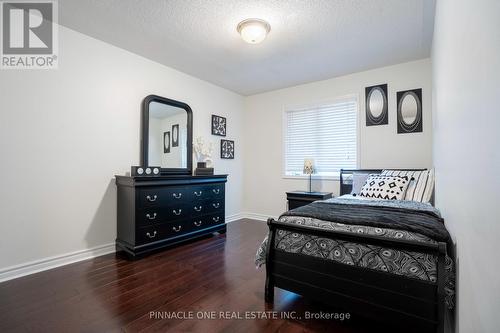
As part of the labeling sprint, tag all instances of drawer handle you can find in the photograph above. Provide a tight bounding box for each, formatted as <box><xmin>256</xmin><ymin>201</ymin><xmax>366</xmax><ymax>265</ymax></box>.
<box><xmin>146</xmin><ymin>195</ymin><xmax>158</xmax><ymax>202</ymax></box>
<box><xmin>194</xmin><ymin>191</ymin><xmax>203</xmax><ymax>197</ymax></box>
<box><xmin>172</xmin><ymin>193</ymin><xmax>182</xmax><ymax>199</ymax></box>
<box><xmin>212</xmin><ymin>203</ymin><xmax>220</xmax><ymax>209</ymax></box>
<box><xmin>146</xmin><ymin>231</ymin><xmax>157</xmax><ymax>239</ymax></box>
<box><xmin>172</xmin><ymin>226</ymin><xmax>182</xmax><ymax>232</ymax></box>
<box><xmin>194</xmin><ymin>221</ymin><xmax>202</xmax><ymax>227</ymax></box>
<box><xmin>172</xmin><ymin>209</ymin><xmax>182</xmax><ymax>216</ymax></box>
<box><xmin>146</xmin><ymin>213</ymin><xmax>157</xmax><ymax>220</ymax></box>
<box><xmin>194</xmin><ymin>205</ymin><xmax>202</xmax><ymax>212</ymax></box>
<box><xmin>213</xmin><ymin>217</ymin><xmax>220</xmax><ymax>223</ymax></box>
<box><xmin>212</xmin><ymin>189</ymin><xmax>220</xmax><ymax>194</ymax></box>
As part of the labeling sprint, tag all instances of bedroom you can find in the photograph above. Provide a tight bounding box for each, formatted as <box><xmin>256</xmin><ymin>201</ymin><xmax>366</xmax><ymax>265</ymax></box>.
<box><xmin>0</xmin><ymin>0</ymin><xmax>498</xmax><ymax>332</ymax></box>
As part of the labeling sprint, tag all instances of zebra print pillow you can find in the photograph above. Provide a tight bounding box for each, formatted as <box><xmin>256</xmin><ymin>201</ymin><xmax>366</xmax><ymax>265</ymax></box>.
<box><xmin>381</xmin><ymin>169</ymin><xmax>435</xmax><ymax>203</ymax></box>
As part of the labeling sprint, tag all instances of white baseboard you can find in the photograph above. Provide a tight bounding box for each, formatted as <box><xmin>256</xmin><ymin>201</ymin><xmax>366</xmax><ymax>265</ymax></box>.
<box><xmin>226</xmin><ymin>213</ymin><xmax>245</xmax><ymax>223</ymax></box>
<box><xmin>225</xmin><ymin>212</ymin><xmax>279</xmax><ymax>222</ymax></box>
<box><xmin>0</xmin><ymin>243</ymin><xmax>115</xmax><ymax>283</ymax></box>
<box><xmin>240</xmin><ymin>212</ymin><xmax>279</xmax><ymax>222</ymax></box>
<box><xmin>0</xmin><ymin>212</ymin><xmax>276</xmax><ymax>283</ymax></box>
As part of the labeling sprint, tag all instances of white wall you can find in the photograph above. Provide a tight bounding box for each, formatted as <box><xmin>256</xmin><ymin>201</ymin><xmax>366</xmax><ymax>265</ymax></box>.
<box><xmin>432</xmin><ymin>1</ymin><xmax>500</xmax><ymax>332</ymax></box>
<box><xmin>243</xmin><ymin>59</ymin><xmax>432</xmax><ymax>217</ymax></box>
<box><xmin>0</xmin><ymin>26</ymin><xmax>245</xmax><ymax>271</ymax></box>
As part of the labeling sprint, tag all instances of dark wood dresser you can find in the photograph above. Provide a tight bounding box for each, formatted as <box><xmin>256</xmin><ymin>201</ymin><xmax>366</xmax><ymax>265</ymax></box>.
<box><xmin>115</xmin><ymin>174</ymin><xmax>227</xmax><ymax>258</ymax></box>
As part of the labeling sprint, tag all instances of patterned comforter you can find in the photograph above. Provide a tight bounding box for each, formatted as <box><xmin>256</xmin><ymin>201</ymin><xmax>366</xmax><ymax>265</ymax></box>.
<box><xmin>255</xmin><ymin>197</ymin><xmax>455</xmax><ymax>309</ymax></box>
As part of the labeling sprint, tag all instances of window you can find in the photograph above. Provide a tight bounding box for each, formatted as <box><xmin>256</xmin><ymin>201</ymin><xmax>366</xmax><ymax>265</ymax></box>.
<box><xmin>283</xmin><ymin>97</ymin><xmax>358</xmax><ymax>178</ymax></box>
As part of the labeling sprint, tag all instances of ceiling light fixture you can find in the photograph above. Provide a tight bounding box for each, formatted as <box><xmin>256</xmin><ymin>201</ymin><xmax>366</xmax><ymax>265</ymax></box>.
<box><xmin>237</xmin><ymin>18</ymin><xmax>271</xmax><ymax>44</ymax></box>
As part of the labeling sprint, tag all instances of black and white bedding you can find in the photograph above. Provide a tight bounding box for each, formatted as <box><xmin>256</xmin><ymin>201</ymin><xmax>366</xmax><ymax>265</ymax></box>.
<box><xmin>255</xmin><ymin>196</ymin><xmax>455</xmax><ymax>309</ymax></box>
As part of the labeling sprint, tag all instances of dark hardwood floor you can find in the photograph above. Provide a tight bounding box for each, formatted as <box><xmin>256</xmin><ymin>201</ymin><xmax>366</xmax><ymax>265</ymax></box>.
<box><xmin>0</xmin><ymin>219</ymin><xmax>396</xmax><ymax>333</ymax></box>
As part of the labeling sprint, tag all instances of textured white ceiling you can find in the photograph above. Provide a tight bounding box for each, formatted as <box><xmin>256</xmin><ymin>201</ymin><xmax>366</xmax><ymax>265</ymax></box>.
<box><xmin>59</xmin><ymin>0</ymin><xmax>435</xmax><ymax>95</ymax></box>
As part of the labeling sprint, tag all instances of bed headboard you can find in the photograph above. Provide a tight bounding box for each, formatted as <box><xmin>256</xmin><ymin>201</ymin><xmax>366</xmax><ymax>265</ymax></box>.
<box><xmin>339</xmin><ymin>168</ymin><xmax>434</xmax><ymax>205</ymax></box>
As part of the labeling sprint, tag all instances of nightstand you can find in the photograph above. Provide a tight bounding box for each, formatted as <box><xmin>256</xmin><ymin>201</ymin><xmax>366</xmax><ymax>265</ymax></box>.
<box><xmin>286</xmin><ymin>191</ymin><xmax>333</xmax><ymax>210</ymax></box>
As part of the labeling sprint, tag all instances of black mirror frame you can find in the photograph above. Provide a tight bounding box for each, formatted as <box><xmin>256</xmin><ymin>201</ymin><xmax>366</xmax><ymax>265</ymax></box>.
<box><xmin>365</xmin><ymin>83</ymin><xmax>388</xmax><ymax>126</ymax></box>
<box><xmin>141</xmin><ymin>95</ymin><xmax>193</xmax><ymax>175</ymax></box>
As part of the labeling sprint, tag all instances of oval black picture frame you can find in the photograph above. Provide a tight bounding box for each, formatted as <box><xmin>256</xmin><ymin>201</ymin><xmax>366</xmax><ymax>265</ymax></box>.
<box><xmin>365</xmin><ymin>83</ymin><xmax>388</xmax><ymax>126</ymax></box>
<box><xmin>141</xmin><ymin>95</ymin><xmax>193</xmax><ymax>175</ymax></box>
<box><xmin>397</xmin><ymin>89</ymin><xmax>423</xmax><ymax>134</ymax></box>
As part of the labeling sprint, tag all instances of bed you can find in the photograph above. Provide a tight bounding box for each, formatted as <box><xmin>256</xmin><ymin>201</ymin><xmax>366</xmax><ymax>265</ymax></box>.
<box><xmin>256</xmin><ymin>169</ymin><xmax>454</xmax><ymax>333</ymax></box>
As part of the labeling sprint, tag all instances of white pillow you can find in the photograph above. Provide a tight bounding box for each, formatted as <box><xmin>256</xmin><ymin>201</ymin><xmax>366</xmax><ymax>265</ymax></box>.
<box><xmin>381</xmin><ymin>169</ymin><xmax>434</xmax><ymax>203</ymax></box>
<box><xmin>350</xmin><ymin>173</ymin><xmax>370</xmax><ymax>195</ymax></box>
<box><xmin>359</xmin><ymin>175</ymin><xmax>410</xmax><ymax>200</ymax></box>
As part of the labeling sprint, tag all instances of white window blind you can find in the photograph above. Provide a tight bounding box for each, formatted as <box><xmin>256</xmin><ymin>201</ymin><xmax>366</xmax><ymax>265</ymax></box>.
<box><xmin>284</xmin><ymin>98</ymin><xmax>358</xmax><ymax>177</ymax></box>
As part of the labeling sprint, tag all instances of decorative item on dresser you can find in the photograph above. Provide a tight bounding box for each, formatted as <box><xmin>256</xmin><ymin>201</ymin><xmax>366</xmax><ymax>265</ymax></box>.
<box><xmin>115</xmin><ymin>174</ymin><xmax>227</xmax><ymax>258</ymax></box>
<box><xmin>131</xmin><ymin>166</ymin><xmax>161</xmax><ymax>177</ymax></box>
<box><xmin>195</xmin><ymin>162</ymin><xmax>214</xmax><ymax>176</ymax></box>
<box><xmin>193</xmin><ymin>137</ymin><xmax>214</xmax><ymax>175</ymax></box>
<box><xmin>286</xmin><ymin>191</ymin><xmax>333</xmax><ymax>210</ymax></box>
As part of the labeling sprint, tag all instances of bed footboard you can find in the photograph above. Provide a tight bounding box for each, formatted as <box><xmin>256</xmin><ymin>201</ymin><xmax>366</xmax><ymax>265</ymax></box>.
<box><xmin>265</xmin><ymin>218</ymin><xmax>447</xmax><ymax>333</ymax></box>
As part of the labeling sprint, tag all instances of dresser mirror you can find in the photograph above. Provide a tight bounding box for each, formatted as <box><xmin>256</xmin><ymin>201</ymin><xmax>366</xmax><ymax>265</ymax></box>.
<box><xmin>142</xmin><ymin>95</ymin><xmax>193</xmax><ymax>175</ymax></box>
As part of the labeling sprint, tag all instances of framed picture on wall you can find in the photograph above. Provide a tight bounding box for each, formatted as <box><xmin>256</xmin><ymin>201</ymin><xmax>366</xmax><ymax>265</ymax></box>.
<box><xmin>163</xmin><ymin>131</ymin><xmax>170</xmax><ymax>153</ymax></box>
<box><xmin>365</xmin><ymin>83</ymin><xmax>388</xmax><ymax>126</ymax></box>
<box><xmin>172</xmin><ymin>124</ymin><xmax>179</xmax><ymax>147</ymax></box>
<box><xmin>212</xmin><ymin>115</ymin><xmax>226</xmax><ymax>136</ymax></box>
<box><xmin>397</xmin><ymin>88</ymin><xmax>423</xmax><ymax>134</ymax></box>
<box><xmin>221</xmin><ymin>139</ymin><xmax>234</xmax><ymax>159</ymax></box>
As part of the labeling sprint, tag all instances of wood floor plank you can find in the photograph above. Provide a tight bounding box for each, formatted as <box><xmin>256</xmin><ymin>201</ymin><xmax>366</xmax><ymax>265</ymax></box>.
<box><xmin>0</xmin><ymin>219</ymin><xmax>398</xmax><ymax>332</ymax></box>
<box><xmin>0</xmin><ymin>236</ymin><xmax>230</xmax><ymax>316</ymax></box>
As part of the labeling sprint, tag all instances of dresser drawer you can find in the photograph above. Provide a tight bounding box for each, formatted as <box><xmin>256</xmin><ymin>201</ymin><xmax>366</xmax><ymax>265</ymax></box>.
<box><xmin>136</xmin><ymin>212</ymin><xmax>224</xmax><ymax>245</ymax></box>
<box><xmin>136</xmin><ymin>205</ymin><xmax>189</xmax><ymax>227</ymax></box>
<box><xmin>190</xmin><ymin>184</ymin><xmax>224</xmax><ymax>201</ymax></box>
<box><xmin>208</xmin><ymin>184</ymin><xmax>224</xmax><ymax>198</ymax></box>
<box><xmin>136</xmin><ymin>221</ymin><xmax>193</xmax><ymax>245</ymax></box>
<box><xmin>190</xmin><ymin>213</ymin><xmax>225</xmax><ymax>232</ymax></box>
<box><xmin>204</xmin><ymin>199</ymin><xmax>224</xmax><ymax>214</ymax></box>
<box><xmin>186</xmin><ymin>200</ymin><xmax>223</xmax><ymax>216</ymax></box>
<box><xmin>138</xmin><ymin>187</ymin><xmax>190</xmax><ymax>208</ymax></box>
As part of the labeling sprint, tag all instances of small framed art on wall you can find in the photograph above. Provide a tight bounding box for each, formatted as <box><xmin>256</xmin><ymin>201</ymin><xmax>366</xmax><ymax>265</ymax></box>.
<box><xmin>221</xmin><ymin>139</ymin><xmax>234</xmax><ymax>159</ymax></box>
<box><xmin>212</xmin><ymin>115</ymin><xmax>226</xmax><ymax>136</ymax></box>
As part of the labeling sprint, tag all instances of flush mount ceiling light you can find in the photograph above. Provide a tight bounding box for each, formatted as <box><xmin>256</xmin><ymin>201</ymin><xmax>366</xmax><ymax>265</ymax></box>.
<box><xmin>237</xmin><ymin>18</ymin><xmax>271</xmax><ymax>44</ymax></box>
